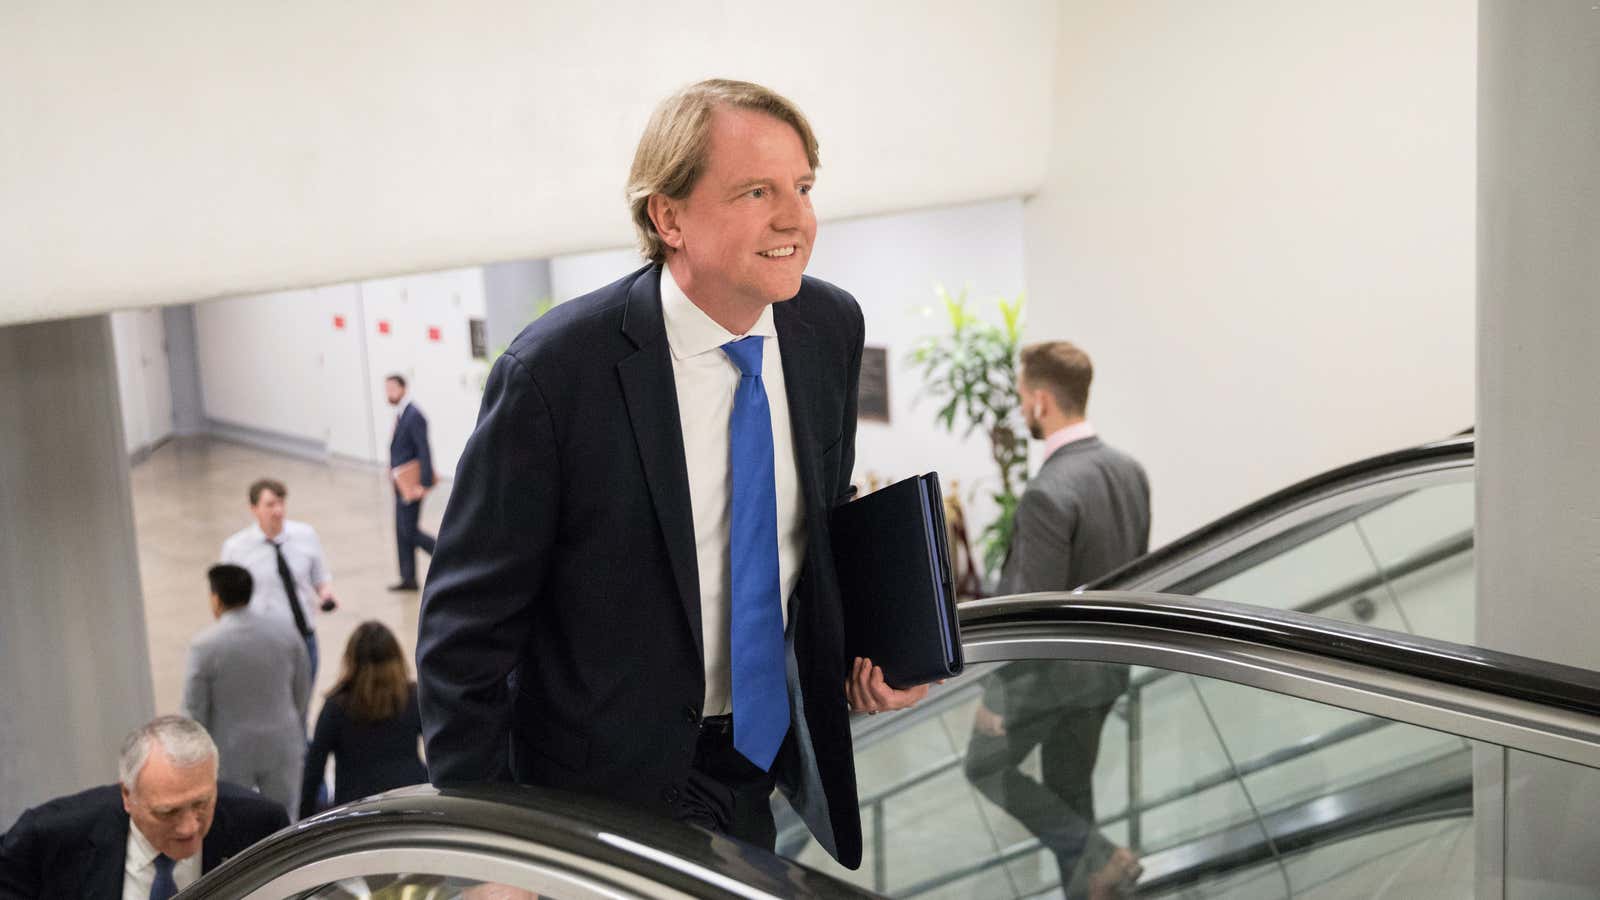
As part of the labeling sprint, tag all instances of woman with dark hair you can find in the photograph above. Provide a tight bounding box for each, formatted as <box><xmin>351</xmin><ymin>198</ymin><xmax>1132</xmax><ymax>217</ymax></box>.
<box><xmin>299</xmin><ymin>621</ymin><xmax>427</xmax><ymax>818</ymax></box>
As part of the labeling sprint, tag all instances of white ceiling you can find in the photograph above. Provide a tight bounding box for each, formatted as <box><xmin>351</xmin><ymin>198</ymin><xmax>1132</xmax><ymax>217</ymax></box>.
<box><xmin>0</xmin><ymin>1</ymin><xmax>1059</xmax><ymax>326</ymax></box>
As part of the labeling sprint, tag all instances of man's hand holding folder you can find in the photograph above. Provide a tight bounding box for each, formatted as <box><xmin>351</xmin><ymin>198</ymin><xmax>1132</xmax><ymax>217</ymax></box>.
<box><xmin>832</xmin><ymin>473</ymin><xmax>965</xmax><ymax>715</ymax></box>
<box><xmin>845</xmin><ymin>657</ymin><xmax>937</xmax><ymax>715</ymax></box>
<box><xmin>392</xmin><ymin>459</ymin><xmax>428</xmax><ymax>502</ymax></box>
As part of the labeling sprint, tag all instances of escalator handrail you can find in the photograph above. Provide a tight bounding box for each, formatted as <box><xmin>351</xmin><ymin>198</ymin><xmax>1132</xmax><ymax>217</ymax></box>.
<box><xmin>964</xmin><ymin>590</ymin><xmax>1600</xmax><ymax>723</ymax></box>
<box><xmin>1083</xmin><ymin>435</ymin><xmax>1474</xmax><ymax>592</ymax></box>
<box><xmin>184</xmin><ymin>784</ymin><xmax>871</xmax><ymax>899</ymax></box>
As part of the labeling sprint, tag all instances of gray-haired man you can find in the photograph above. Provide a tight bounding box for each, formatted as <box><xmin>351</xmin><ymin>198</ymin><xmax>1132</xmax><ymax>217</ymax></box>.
<box><xmin>0</xmin><ymin>716</ymin><xmax>287</xmax><ymax>898</ymax></box>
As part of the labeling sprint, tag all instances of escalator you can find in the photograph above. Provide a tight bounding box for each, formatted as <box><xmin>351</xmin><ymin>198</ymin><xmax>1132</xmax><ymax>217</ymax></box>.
<box><xmin>188</xmin><ymin>583</ymin><xmax>1600</xmax><ymax>899</ymax></box>
<box><xmin>774</xmin><ymin>435</ymin><xmax>1544</xmax><ymax>897</ymax></box>
<box><xmin>777</xmin><ymin>589</ymin><xmax>1600</xmax><ymax>898</ymax></box>
<box><xmin>186</xmin><ymin>434</ymin><xmax>1600</xmax><ymax>897</ymax></box>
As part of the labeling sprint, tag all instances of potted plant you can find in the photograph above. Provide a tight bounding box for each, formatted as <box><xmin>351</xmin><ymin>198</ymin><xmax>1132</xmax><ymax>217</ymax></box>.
<box><xmin>907</xmin><ymin>284</ymin><xmax>1026</xmax><ymax>583</ymax></box>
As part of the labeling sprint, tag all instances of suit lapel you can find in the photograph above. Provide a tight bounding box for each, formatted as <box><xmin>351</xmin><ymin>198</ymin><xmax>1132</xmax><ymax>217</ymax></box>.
<box><xmin>774</xmin><ymin>299</ymin><xmax>827</xmax><ymax>620</ymax></box>
<box><xmin>86</xmin><ymin>807</ymin><xmax>130</xmax><ymax>899</ymax></box>
<box><xmin>201</xmin><ymin>799</ymin><xmax>230</xmax><ymax>873</ymax></box>
<box><xmin>774</xmin><ymin>299</ymin><xmax>824</xmax><ymax>513</ymax></box>
<box><xmin>617</xmin><ymin>268</ymin><xmax>704</xmax><ymax>659</ymax></box>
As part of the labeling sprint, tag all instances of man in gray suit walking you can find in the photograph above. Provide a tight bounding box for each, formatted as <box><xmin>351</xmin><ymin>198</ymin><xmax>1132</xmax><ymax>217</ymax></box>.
<box><xmin>965</xmin><ymin>340</ymin><xmax>1150</xmax><ymax>898</ymax></box>
<box><xmin>182</xmin><ymin>564</ymin><xmax>310</xmax><ymax>818</ymax></box>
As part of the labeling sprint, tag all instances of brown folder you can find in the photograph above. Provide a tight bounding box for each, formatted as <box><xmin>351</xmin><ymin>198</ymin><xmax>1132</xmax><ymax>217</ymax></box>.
<box><xmin>392</xmin><ymin>459</ymin><xmax>427</xmax><ymax>502</ymax></box>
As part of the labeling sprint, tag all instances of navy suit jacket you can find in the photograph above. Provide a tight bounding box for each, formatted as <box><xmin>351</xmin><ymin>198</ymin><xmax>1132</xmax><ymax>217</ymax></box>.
<box><xmin>0</xmin><ymin>782</ymin><xmax>287</xmax><ymax>899</ymax></box>
<box><xmin>416</xmin><ymin>264</ymin><xmax>866</xmax><ymax>867</ymax></box>
<box><xmin>390</xmin><ymin>403</ymin><xmax>435</xmax><ymax>488</ymax></box>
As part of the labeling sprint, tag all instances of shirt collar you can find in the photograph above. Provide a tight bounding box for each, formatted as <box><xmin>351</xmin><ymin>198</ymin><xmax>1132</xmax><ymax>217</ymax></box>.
<box><xmin>251</xmin><ymin>522</ymin><xmax>287</xmax><ymax>545</ymax></box>
<box><xmin>127</xmin><ymin>818</ymin><xmax>161</xmax><ymax>870</ymax></box>
<box><xmin>659</xmin><ymin>264</ymin><xmax>776</xmax><ymax>361</ymax></box>
<box><xmin>395</xmin><ymin>396</ymin><xmax>412</xmax><ymax>417</ymax></box>
<box><xmin>1043</xmin><ymin>420</ymin><xmax>1097</xmax><ymax>458</ymax></box>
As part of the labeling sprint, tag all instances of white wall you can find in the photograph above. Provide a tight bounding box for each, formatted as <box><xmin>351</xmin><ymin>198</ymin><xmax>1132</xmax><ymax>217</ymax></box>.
<box><xmin>551</xmin><ymin>249</ymin><xmax>645</xmax><ymax>304</ymax></box>
<box><xmin>193</xmin><ymin>268</ymin><xmax>488</xmax><ymax>477</ymax></box>
<box><xmin>808</xmin><ymin>199</ymin><xmax>1029</xmax><ymax>562</ymax></box>
<box><xmin>359</xmin><ymin>268</ymin><xmax>489</xmax><ymax>479</ymax></box>
<box><xmin>1</xmin><ymin>1</ymin><xmax>1057</xmax><ymax>327</ymax></box>
<box><xmin>196</xmin><ymin>289</ymin><xmax>329</xmax><ymax>443</ymax></box>
<box><xmin>1025</xmin><ymin>0</ymin><xmax>1477</xmax><ymax>544</ymax></box>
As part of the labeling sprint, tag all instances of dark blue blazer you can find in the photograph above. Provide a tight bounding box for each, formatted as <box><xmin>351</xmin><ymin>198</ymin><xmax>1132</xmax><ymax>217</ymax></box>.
<box><xmin>390</xmin><ymin>403</ymin><xmax>435</xmax><ymax>488</ymax></box>
<box><xmin>417</xmin><ymin>264</ymin><xmax>866</xmax><ymax>867</ymax></box>
<box><xmin>0</xmin><ymin>782</ymin><xmax>287</xmax><ymax>899</ymax></box>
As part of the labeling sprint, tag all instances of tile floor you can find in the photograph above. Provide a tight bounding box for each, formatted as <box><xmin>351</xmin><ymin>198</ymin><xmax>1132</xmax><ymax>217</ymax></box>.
<box><xmin>131</xmin><ymin>436</ymin><xmax>450</xmax><ymax>721</ymax></box>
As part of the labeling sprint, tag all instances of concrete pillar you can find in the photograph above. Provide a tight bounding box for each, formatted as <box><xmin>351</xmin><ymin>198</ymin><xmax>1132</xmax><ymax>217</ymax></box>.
<box><xmin>0</xmin><ymin>315</ymin><xmax>155</xmax><ymax>829</ymax></box>
<box><xmin>1477</xmin><ymin>1</ymin><xmax>1600</xmax><ymax>895</ymax></box>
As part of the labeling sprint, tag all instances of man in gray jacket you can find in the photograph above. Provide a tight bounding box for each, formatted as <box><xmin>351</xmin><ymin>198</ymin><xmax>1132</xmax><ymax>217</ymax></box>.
<box><xmin>182</xmin><ymin>564</ymin><xmax>310</xmax><ymax>818</ymax></box>
<box><xmin>965</xmin><ymin>340</ymin><xmax>1150</xmax><ymax>898</ymax></box>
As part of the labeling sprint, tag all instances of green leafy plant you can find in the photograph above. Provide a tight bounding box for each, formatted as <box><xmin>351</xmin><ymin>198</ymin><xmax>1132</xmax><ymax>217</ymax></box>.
<box><xmin>907</xmin><ymin>285</ymin><xmax>1027</xmax><ymax>578</ymax></box>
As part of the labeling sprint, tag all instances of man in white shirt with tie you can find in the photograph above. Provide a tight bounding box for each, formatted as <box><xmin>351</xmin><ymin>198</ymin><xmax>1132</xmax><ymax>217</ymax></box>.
<box><xmin>220</xmin><ymin>478</ymin><xmax>338</xmax><ymax>689</ymax></box>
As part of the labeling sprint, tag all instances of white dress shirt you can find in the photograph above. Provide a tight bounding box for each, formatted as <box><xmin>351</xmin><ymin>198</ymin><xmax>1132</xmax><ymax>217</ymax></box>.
<box><xmin>123</xmin><ymin>822</ymin><xmax>200</xmax><ymax>900</ymax></box>
<box><xmin>660</xmin><ymin>266</ymin><xmax>808</xmax><ymax>716</ymax></box>
<box><xmin>1041</xmin><ymin>420</ymin><xmax>1097</xmax><ymax>459</ymax></box>
<box><xmin>219</xmin><ymin>520</ymin><xmax>331</xmax><ymax>633</ymax></box>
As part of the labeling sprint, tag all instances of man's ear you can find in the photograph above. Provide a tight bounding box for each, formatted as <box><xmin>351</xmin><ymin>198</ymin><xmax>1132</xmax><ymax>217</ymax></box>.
<box><xmin>121</xmin><ymin>783</ymin><xmax>135</xmax><ymax>816</ymax></box>
<box><xmin>647</xmin><ymin>194</ymin><xmax>684</xmax><ymax>251</ymax></box>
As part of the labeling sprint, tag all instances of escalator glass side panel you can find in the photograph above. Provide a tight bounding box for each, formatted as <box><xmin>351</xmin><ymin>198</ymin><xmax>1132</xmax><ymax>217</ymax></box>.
<box><xmin>780</xmin><ymin>652</ymin><xmax>1600</xmax><ymax>899</ymax></box>
<box><xmin>1187</xmin><ymin>480</ymin><xmax>1475</xmax><ymax>645</ymax></box>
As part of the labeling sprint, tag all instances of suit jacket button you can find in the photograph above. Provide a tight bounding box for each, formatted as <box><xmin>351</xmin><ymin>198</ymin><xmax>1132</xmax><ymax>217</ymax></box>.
<box><xmin>662</xmin><ymin>786</ymin><xmax>681</xmax><ymax>804</ymax></box>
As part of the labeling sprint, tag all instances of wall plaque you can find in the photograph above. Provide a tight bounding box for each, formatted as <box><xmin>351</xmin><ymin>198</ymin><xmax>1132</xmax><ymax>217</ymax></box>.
<box><xmin>859</xmin><ymin>345</ymin><xmax>889</xmax><ymax>422</ymax></box>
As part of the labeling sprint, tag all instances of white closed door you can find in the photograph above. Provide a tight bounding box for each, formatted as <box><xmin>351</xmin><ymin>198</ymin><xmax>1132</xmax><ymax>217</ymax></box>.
<box><xmin>318</xmin><ymin>284</ymin><xmax>377</xmax><ymax>462</ymax></box>
<box><xmin>137</xmin><ymin>309</ymin><xmax>173</xmax><ymax>446</ymax></box>
<box><xmin>410</xmin><ymin>268</ymin><xmax>487</xmax><ymax>480</ymax></box>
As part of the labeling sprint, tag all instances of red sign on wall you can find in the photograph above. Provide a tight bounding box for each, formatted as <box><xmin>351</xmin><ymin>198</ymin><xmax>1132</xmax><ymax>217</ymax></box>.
<box><xmin>333</xmin><ymin>315</ymin><xmax>346</xmax><ymax>330</ymax></box>
<box><xmin>377</xmin><ymin>320</ymin><xmax>391</xmax><ymax>336</ymax></box>
<box><xmin>427</xmin><ymin>326</ymin><xmax>442</xmax><ymax>342</ymax></box>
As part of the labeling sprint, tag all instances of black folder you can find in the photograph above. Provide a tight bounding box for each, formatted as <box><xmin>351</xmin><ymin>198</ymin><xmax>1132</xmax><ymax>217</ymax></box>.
<box><xmin>830</xmin><ymin>473</ymin><xmax>963</xmax><ymax>689</ymax></box>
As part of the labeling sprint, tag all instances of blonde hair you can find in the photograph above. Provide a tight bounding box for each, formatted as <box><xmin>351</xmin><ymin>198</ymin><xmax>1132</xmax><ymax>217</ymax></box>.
<box><xmin>626</xmin><ymin>79</ymin><xmax>820</xmax><ymax>264</ymax></box>
<box><xmin>1020</xmin><ymin>341</ymin><xmax>1095</xmax><ymax>417</ymax></box>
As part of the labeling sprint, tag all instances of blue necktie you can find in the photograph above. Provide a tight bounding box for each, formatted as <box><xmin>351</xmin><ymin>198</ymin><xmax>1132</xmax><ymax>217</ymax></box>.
<box><xmin>721</xmin><ymin>336</ymin><xmax>790</xmax><ymax>772</ymax></box>
<box><xmin>150</xmin><ymin>853</ymin><xmax>178</xmax><ymax>900</ymax></box>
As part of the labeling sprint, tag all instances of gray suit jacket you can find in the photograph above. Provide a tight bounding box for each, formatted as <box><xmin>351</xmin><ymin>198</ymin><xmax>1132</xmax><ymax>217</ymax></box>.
<box><xmin>986</xmin><ymin>436</ymin><xmax>1151</xmax><ymax>717</ymax></box>
<box><xmin>182</xmin><ymin>610</ymin><xmax>310</xmax><ymax>781</ymax></box>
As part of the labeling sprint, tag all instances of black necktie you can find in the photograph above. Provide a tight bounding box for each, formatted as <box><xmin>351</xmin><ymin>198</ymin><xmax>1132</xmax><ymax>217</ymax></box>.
<box><xmin>149</xmin><ymin>853</ymin><xmax>177</xmax><ymax>900</ymax></box>
<box><xmin>271</xmin><ymin>539</ymin><xmax>313</xmax><ymax>638</ymax></box>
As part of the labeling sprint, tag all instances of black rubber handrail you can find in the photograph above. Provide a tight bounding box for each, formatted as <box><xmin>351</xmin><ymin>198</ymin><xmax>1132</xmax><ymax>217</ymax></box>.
<box><xmin>961</xmin><ymin>591</ymin><xmax>1600</xmax><ymax>720</ymax></box>
<box><xmin>184</xmin><ymin>784</ymin><xmax>872</xmax><ymax>899</ymax></box>
<box><xmin>1083</xmin><ymin>436</ymin><xmax>1474</xmax><ymax>592</ymax></box>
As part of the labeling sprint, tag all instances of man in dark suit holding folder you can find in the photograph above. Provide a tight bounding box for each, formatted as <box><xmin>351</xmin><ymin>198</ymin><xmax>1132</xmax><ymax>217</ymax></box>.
<box><xmin>965</xmin><ymin>340</ymin><xmax>1150</xmax><ymax>897</ymax></box>
<box><xmin>386</xmin><ymin>373</ymin><xmax>436</xmax><ymax>591</ymax></box>
<box><xmin>415</xmin><ymin>79</ymin><xmax>925</xmax><ymax>870</ymax></box>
